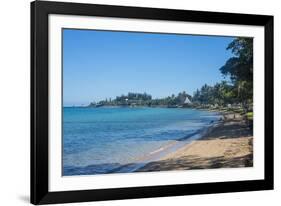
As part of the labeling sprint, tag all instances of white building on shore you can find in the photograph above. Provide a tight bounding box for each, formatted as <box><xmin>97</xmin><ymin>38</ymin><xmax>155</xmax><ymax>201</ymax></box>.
<box><xmin>183</xmin><ymin>96</ymin><xmax>192</xmax><ymax>105</ymax></box>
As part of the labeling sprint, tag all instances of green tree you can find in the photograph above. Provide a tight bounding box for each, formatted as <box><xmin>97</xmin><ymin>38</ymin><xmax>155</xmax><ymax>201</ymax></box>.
<box><xmin>219</xmin><ymin>37</ymin><xmax>253</xmax><ymax>110</ymax></box>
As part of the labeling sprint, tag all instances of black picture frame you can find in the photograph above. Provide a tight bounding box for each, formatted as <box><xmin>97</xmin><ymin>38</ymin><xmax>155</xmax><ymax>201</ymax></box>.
<box><xmin>31</xmin><ymin>0</ymin><xmax>274</xmax><ymax>204</ymax></box>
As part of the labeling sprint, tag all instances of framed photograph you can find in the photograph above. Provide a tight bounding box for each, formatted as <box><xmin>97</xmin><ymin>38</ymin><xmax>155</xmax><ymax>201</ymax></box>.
<box><xmin>31</xmin><ymin>0</ymin><xmax>274</xmax><ymax>204</ymax></box>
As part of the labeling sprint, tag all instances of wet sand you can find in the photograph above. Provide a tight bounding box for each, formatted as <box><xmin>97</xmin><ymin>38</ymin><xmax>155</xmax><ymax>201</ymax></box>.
<box><xmin>137</xmin><ymin>113</ymin><xmax>253</xmax><ymax>172</ymax></box>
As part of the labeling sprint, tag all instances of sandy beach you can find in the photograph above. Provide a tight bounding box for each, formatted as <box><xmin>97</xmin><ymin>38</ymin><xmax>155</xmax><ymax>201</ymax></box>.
<box><xmin>137</xmin><ymin>112</ymin><xmax>253</xmax><ymax>172</ymax></box>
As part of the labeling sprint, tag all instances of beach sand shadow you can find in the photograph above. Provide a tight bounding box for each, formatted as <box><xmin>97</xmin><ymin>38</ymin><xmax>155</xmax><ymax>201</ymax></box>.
<box><xmin>136</xmin><ymin>153</ymin><xmax>253</xmax><ymax>172</ymax></box>
<box><xmin>201</xmin><ymin>119</ymin><xmax>253</xmax><ymax>140</ymax></box>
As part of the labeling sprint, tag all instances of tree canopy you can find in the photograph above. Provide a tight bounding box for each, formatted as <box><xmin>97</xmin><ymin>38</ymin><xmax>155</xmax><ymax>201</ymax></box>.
<box><xmin>193</xmin><ymin>37</ymin><xmax>253</xmax><ymax>110</ymax></box>
<box><xmin>89</xmin><ymin>91</ymin><xmax>192</xmax><ymax>107</ymax></box>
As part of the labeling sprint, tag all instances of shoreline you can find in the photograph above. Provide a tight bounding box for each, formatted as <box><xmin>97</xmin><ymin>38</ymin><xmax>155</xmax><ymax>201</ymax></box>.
<box><xmin>63</xmin><ymin>108</ymin><xmax>222</xmax><ymax>176</ymax></box>
<box><xmin>110</xmin><ymin>113</ymin><xmax>223</xmax><ymax>174</ymax></box>
<box><xmin>136</xmin><ymin>111</ymin><xmax>253</xmax><ymax>172</ymax></box>
<box><xmin>63</xmin><ymin>109</ymin><xmax>252</xmax><ymax>175</ymax></box>
<box><xmin>126</xmin><ymin>120</ymin><xmax>222</xmax><ymax>173</ymax></box>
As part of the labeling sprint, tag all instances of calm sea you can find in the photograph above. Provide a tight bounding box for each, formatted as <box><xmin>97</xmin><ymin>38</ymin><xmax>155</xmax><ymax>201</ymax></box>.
<box><xmin>63</xmin><ymin>107</ymin><xmax>221</xmax><ymax>175</ymax></box>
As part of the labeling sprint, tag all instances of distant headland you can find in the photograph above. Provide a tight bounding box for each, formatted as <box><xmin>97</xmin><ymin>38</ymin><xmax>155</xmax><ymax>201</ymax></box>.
<box><xmin>88</xmin><ymin>92</ymin><xmax>193</xmax><ymax>108</ymax></box>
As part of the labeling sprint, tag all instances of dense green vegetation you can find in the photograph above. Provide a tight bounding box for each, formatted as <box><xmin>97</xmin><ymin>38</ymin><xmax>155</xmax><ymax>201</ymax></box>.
<box><xmin>246</xmin><ymin>112</ymin><xmax>253</xmax><ymax>120</ymax></box>
<box><xmin>89</xmin><ymin>37</ymin><xmax>253</xmax><ymax>113</ymax></box>
<box><xmin>88</xmin><ymin>92</ymin><xmax>192</xmax><ymax>107</ymax></box>
<box><xmin>192</xmin><ymin>37</ymin><xmax>253</xmax><ymax>113</ymax></box>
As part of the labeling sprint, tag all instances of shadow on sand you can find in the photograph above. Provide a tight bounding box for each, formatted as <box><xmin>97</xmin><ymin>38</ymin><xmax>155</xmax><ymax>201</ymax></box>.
<box><xmin>136</xmin><ymin>153</ymin><xmax>253</xmax><ymax>172</ymax></box>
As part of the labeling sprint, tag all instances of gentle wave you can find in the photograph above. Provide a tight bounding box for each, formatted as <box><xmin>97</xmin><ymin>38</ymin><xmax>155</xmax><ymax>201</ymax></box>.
<box><xmin>63</xmin><ymin>107</ymin><xmax>221</xmax><ymax>175</ymax></box>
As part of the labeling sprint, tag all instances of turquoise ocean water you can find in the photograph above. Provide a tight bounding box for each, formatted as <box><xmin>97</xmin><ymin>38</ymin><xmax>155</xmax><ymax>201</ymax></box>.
<box><xmin>63</xmin><ymin>107</ymin><xmax>221</xmax><ymax>175</ymax></box>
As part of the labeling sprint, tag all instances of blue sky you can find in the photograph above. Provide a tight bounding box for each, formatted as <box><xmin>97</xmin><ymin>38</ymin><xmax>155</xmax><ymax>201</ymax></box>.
<box><xmin>63</xmin><ymin>29</ymin><xmax>234</xmax><ymax>106</ymax></box>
